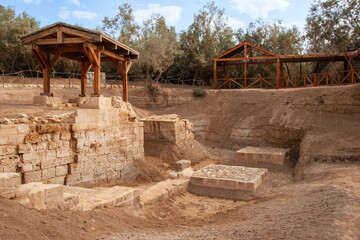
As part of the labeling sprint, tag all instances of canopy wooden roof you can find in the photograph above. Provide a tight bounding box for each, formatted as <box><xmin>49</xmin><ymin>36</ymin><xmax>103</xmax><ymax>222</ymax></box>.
<box><xmin>21</xmin><ymin>22</ymin><xmax>139</xmax><ymax>62</ymax></box>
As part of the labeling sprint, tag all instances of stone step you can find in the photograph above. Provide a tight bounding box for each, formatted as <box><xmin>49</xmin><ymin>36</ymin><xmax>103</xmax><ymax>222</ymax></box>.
<box><xmin>235</xmin><ymin>146</ymin><xmax>290</xmax><ymax>165</ymax></box>
<box><xmin>63</xmin><ymin>185</ymin><xmax>140</xmax><ymax>211</ymax></box>
<box><xmin>140</xmin><ymin>178</ymin><xmax>190</xmax><ymax>207</ymax></box>
<box><xmin>188</xmin><ymin>164</ymin><xmax>268</xmax><ymax>200</ymax></box>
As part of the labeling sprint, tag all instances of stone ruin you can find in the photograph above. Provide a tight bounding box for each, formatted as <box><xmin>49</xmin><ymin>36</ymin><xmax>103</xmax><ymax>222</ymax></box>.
<box><xmin>0</xmin><ymin>97</ymin><xmax>198</xmax><ymax>211</ymax></box>
<box><xmin>0</xmin><ymin>96</ymin><xmax>143</xmax><ymax>188</ymax></box>
<box><xmin>140</xmin><ymin>114</ymin><xmax>194</xmax><ymax>144</ymax></box>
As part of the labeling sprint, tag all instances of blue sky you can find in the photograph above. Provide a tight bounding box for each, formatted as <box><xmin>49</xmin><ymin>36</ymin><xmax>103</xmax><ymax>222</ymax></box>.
<box><xmin>2</xmin><ymin>0</ymin><xmax>313</xmax><ymax>32</ymax></box>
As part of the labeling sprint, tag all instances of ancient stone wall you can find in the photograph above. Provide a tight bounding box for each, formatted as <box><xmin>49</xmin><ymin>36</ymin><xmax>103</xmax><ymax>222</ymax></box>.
<box><xmin>140</xmin><ymin>114</ymin><xmax>194</xmax><ymax>144</ymax></box>
<box><xmin>0</xmin><ymin>99</ymin><xmax>144</xmax><ymax>187</ymax></box>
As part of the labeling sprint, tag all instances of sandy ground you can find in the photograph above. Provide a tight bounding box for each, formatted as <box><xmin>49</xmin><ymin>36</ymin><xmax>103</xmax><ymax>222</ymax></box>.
<box><xmin>1</xmin><ymin>81</ymin><xmax>360</xmax><ymax>239</ymax></box>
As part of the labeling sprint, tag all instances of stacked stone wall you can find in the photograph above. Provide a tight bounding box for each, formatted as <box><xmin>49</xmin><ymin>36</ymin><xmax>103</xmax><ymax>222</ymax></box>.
<box><xmin>140</xmin><ymin>114</ymin><xmax>194</xmax><ymax>144</ymax></box>
<box><xmin>0</xmin><ymin>107</ymin><xmax>144</xmax><ymax>187</ymax></box>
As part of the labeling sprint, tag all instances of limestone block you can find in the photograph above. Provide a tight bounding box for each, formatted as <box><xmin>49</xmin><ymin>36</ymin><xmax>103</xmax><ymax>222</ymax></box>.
<box><xmin>56</xmin><ymin>149</ymin><xmax>71</xmax><ymax>158</ymax></box>
<box><xmin>22</xmin><ymin>152</ymin><xmax>37</xmax><ymax>162</ymax></box>
<box><xmin>0</xmin><ymin>125</ymin><xmax>18</xmax><ymax>135</ymax></box>
<box><xmin>18</xmin><ymin>144</ymin><xmax>33</xmax><ymax>154</ymax></box>
<box><xmin>79</xmin><ymin>97</ymin><xmax>112</xmax><ymax>109</ymax></box>
<box><xmin>46</xmin><ymin>176</ymin><xmax>66</xmax><ymax>185</ymax></box>
<box><xmin>29</xmin><ymin>184</ymin><xmax>64</xmax><ymax>210</ymax></box>
<box><xmin>235</xmin><ymin>146</ymin><xmax>291</xmax><ymax>165</ymax></box>
<box><xmin>0</xmin><ymin>172</ymin><xmax>21</xmax><ymax>190</ymax></box>
<box><xmin>17</xmin><ymin>124</ymin><xmax>29</xmax><ymax>134</ymax></box>
<box><xmin>175</xmin><ymin>160</ymin><xmax>191</xmax><ymax>171</ymax></box>
<box><xmin>43</xmin><ymin>184</ymin><xmax>63</xmax><ymax>208</ymax></box>
<box><xmin>0</xmin><ymin>136</ymin><xmax>7</xmax><ymax>145</ymax></box>
<box><xmin>24</xmin><ymin>170</ymin><xmax>42</xmax><ymax>183</ymax></box>
<box><xmin>56</xmin><ymin>165</ymin><xmax>68</xmax><ymax>176</ymax></box>
<box><xmin>36</xmin><ymin>142</ymin><xmax>48</xmax><ymax>151</ymax></box>
<box><xmin>65</xmin><ymin>173</ymin><xmax>81</xmax><ymax>185</ymax></box>
<box><xmin>60</xmin><ymin>132</ymin><xmax>72</xmax><ymax>140</ymax></box>
<box><xmin>29</xmin><ymin>188</ymin><xmax>46</xmax><ymax>211</ymax></box>
<box><xmin>40</xmin><ymin>157</ymin><xmax>58</xmax><ymax>169</ymax></box>
<box><xmin>188</xmin><ymin>165</ymin><xmax>268</xmax><ymax>200</ymax></box>
<box><xmin>42</xmin><ymin>168</ymin><xmax>56</xmax><ymax>180</ymax></box>
<box><xmin>33</xmin><ymin>96</ymin><xmax>62</xmax><ymax>105</ymax></box>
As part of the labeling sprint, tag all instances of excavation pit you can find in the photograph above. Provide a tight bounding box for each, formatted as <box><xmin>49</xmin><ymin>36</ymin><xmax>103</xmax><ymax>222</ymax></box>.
<box><xmin>187</xmin><ymin>164</ymin><xmax>268</xmax><ymax>200</ymax></box>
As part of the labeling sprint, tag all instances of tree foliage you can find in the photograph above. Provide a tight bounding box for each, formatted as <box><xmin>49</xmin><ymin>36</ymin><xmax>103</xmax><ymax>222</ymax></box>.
<box><xmin>305</xmin><ymin>0</ymin><xmax>360</xmax><ymax>53</ymax></box>
<box><xmin>136</xmin><ymin>14</ymin><xmax>178</xmax><ymax>82</ymax></box>
<box><xmin>177</xmin><ymin>1</ymin><xmax>234</xmax><ymax>81</ymax></box>
<box><xmin>0</xmin><ymin>5</ymin><xmax>39</xmax><ymax>73</ymax></box>
<box><xmin>1</xmin><ymin>1</ymin><xmax>359</xmax><ymax>83</ymax></box>
<box><xmin>101</xmin><ymin>3</ymin><xmax>139</xmax><ymax>46</ymax></box>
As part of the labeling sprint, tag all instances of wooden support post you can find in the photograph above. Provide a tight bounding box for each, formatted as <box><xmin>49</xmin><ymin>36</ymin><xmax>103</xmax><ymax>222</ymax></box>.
<box><xmin>276</xmin><ymin>57</ymin><xmax>280</xmax><ymax>89</ymax></box>
<box><xmin>84</xmin><ymin>43</ymin><xmax>101</xmax><ymax>96</ymax></box>
<box><xmin>32</xmin><ymin>46</ymin><xmax>59</xmax><ymax>96</ymax></box>
<box><xmin>213</xmin><ymin>61</ymin><xmax>217</xmax><ymax>89</ymax></box>
<box><xmin>244</xmin><ymin>43</ymin><xmax>247</xmax><ymax>88</ymax></box>
<box><xmin>122</xmin><ymin>60</ymin><xmax>128</xmax><ymax>102</ymax></box>
<box><xmin>280</xmin><ymin>62</ymin><xmax>284</xmax><ymax>88</ymax></box>
<box><xmin>80</xmin><ymin>61</ymin><xmax>91</xmax><ymax>97</ymax></box>
<box><xmin>43</xmin><ymin>67</ymin><xmax>51</xmax><ymax>95</ymax></box>
<box><xmin>112</xmin><ymin>57</ymin><xmax>132</xmax><ymax>102</ymax></box>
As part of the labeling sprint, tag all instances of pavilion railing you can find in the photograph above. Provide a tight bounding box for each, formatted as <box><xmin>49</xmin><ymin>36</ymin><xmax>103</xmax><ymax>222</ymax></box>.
<box><xmin>280</xmin><ymin>68</ymin><xmax>360</xmax><ymax>88</ymax></box>
<box><xmin>216</xmin><ymin>69</ymin><xmax>360</xmax><ymax>89</ymax></box>
<box><xmin>216</xmin><ymin>77</ymin><xmax>276</xmax><ymax>89</ymax></box>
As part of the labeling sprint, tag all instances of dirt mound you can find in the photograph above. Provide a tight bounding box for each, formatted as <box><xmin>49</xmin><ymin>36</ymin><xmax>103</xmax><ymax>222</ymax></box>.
<box><xmin>144</xmin><ymin>140</ymin><xmax>210</xmax><ymax>168</ymax></box>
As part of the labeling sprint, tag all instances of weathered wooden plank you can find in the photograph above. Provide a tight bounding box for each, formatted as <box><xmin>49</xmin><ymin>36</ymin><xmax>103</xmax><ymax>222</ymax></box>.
<box><xmin>35</xmin><ymin>37</ymin><xmax>89</xmax><ymax>45</ymax></box>
<box><xmin>22</xmin><ymin>27</ymin><xmax>59</xmax><ymax>44</ymax></box>
<box><xmin>102</xmin><ymin>50</ymin><xmax>125</xmax><ymax>61</ymax></box>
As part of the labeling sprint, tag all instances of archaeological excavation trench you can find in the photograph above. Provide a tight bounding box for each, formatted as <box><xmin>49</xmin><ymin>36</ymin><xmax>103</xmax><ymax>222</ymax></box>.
<box><xmin>0</xmin><ymin>83</ymin><xmax>360</xmax><ymax>239</ymax></box>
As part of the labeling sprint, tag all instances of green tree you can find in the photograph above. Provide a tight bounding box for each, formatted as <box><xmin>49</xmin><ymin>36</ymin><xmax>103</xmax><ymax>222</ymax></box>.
<box><xmin>136</xmin><ymin>14</ymin><xmax>179</xmax><ymax>84</ymax></box>
<box><xmin>101</xmin><ymin>3</ymin><xmax>139</xmax><ymax>46</ymax></box>
<box><xmin>0</xmin><ymin>5</ymin><xmax>39</xmax><ymax>73</ymax></box>
<box><xmin>305</xmin><ymin>0</ymin><xmax>360</xmax><ymax>53</ymax></box>
<box><xmin>177</xmin><ymin>1</ymin><xmax>234</xmax><ymax>82</ymax></box>
<box><xmin>236</xmin><ymin>19</ymin><xmax>303</xmax><ymax>55</ymax></box>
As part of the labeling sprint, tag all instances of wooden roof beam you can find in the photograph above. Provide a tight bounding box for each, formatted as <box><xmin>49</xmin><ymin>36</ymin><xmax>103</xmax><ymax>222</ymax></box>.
<box><xmin>59</xmin><ymin>26</ymin><xmax>100</xmax><ymax>42</ymax></box>
<box><xmin>217</xmin><ymin>56</ymin><xmax>277</xmax><ymax>62</ymax></box>
<box><xmin>101</xmin><ymin>50</ymin><xmax>125</xmax><ymax>61</ymax></box>
<box><xmin>22</xmin><ymin>26</ymin><xmax>60</xmax><ymax>45</ymax></box>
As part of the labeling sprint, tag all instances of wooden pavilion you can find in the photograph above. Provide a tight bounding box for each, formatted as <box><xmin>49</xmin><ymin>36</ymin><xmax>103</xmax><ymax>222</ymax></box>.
<box><xmin>211</xmin><ymin>41</ymin><xmax>360</xmax><ymax>89</ymax></box>
<box><xmin>21</xmin><ymin>22</ymin><xmax>139</xmax><ymax>102</ymax></box>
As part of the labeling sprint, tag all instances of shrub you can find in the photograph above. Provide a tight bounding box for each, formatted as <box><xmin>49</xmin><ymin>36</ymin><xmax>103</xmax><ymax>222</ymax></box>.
<box><xmin>193</xmin><ymin>88</ymin><xmax>207</xmax><ymax>97</ymax></box>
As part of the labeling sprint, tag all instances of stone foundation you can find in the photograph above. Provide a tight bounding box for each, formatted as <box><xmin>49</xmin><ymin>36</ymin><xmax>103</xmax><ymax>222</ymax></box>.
<box><xmin>33</xmin><ymin>95</ymin><xmax>62</xmax><ymax>105</ymax></box>
<box><xmin>235</xmin><ymin>146</ymin><xmax>291</xmax><ymax>165</ymax></box>
<box><xmin>0</xmin><ymin>97</ymin><xmax>144</xmax><ymax>187</ymax></box>
<box><xmin>140</xmin><ymin>114</ymin><xmax>194</xmax><ymax>144</ymax></box>
<box><xmin>188</xmin><ymin>164</ymin><xmax>268</xmax><ymax>200</ymax></box>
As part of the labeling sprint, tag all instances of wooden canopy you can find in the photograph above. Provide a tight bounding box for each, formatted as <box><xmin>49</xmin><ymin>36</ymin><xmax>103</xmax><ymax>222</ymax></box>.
<box><xmin>21</xmin><ymin>22</ymin><xmax>139</xmax><ymax>101</ymax></box>
<box><xmin>211</xmin><ymin>41</ymin><xmax>360</xmax><ymax>89</ymax></box>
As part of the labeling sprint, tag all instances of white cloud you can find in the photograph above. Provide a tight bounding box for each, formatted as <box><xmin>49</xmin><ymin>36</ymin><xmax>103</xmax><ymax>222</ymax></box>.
<box><xmin>134</xmin><ymin>4</ymin><xmax>182</xmax><ymax>26</ymax></box>
<box><xmin>227</xmin><ymin>17</ymin><xmax>246</xmax><ymax>30</ymax></box>
<box><xmin>58</xmin><ymin>7</ymin><xmax>70</xmax><ymax>20</ymax></box>
<box><xmin>24</xmin><ymin>0</ymin><xmax>41</xmax><ymax>4</ymax></box>
<box><xmin>68</xmin><ymin>0</ymin><xmax>80</xmax><ymax>6</ymax></box>
<box><xmin>231</xmin><ymin>0</ymin><xmax>290</xmax><ymax>18</ymax></box>
<box><xmin>72</xmin><ymin>10</ymin><xmax>97</xmax><ymax>20</ymax></box>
